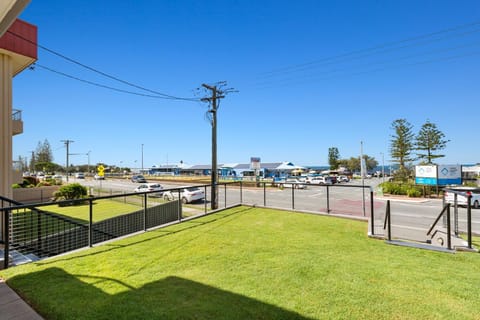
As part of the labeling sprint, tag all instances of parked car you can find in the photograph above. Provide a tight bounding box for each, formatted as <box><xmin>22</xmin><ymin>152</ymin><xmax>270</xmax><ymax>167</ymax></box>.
<box><xmin>278</xmin><ymin>178</ymin><xmax>307</xmax><ymax>189</ymax></box>
<box><xmin>74</xmin><ymin>172</ymin><xmax>85</xmax><ymax>179</ymax></box>
<box><xmin>131</xmin><ymin>174</ymin><xmax>147</xmax><ymax>183</ymax></box>
<box><xmin>134</xmin><ymin>183</ymin><xmax>163</xmax><ymax>197</ymax></box>
<box><xmin>337</xmin><ymin>175</ymin><xmax>350</xmax><ymax>183</ymax></box>
<box><xmin>444</xmin><ymin>187</ymin><xmax>480</xmax><ymax>209</ymax></box>
<box><xmin>163</xmin><ymin>186</ymin><xmax>205</xmax><ymax>204</ymax></box>
<box><xmin>307</xmin><ymin>176</ymin><xmax>332</xmax><ymax>185</ymax></box>
<box><xmin>328</xmin><ymin>176</ymin><xmax>338</xmax><ymax>184</ymax></box>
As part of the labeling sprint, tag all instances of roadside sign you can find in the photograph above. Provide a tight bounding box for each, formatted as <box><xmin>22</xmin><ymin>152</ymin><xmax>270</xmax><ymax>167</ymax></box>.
<box><xmin>97</xmin><ymin>165</ymin><xmax>105</xmax><ymax>177</ymax></box>
<box><xmin>415</xmin><ymin>165</ymin><xmax>437</xmax><ymax>185</ymax></box>
<box><xmin>415</xmin><ymin>164</ymin><xmax>462</xmax><ymax>186</ymax></box>
<box><xmin>437</xmin><ymin>165</ymin><xmax>461</xmax><ymax>185</ymax></box>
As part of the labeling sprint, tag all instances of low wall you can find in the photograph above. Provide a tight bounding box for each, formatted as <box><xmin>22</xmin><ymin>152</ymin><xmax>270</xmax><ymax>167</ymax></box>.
<box><xmin>13</xmin><ymin>186</ymin><xmax>60</xmax><ymax>204</ymax></box>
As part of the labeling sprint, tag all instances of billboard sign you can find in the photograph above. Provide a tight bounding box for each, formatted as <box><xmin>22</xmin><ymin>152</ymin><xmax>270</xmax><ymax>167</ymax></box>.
<box><xmin>415</xmin><ymin>164</ymin><xmax>462</xmax><ymax>186</ymax></box>
<box><xmin>415</xmin><ymin>165</ymin><xmax>437</xmax><ymax>185</ymax></box>
<box><xmin>250</xmin><ymin>157</ymin><xmax>261</xmax><ymax>170</ymax></box>
<box><xmin>437</xmin><ymin>165</ymin><xmax>462</xmax><ymax>185</ymax></box>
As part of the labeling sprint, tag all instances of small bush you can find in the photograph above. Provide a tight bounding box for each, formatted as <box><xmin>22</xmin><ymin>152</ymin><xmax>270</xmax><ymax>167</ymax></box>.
<box><xmin>406</xmin><ymin>187</ymin><xmax>422</xmax><ymax>197</ymax></box>
<box><xmin>53</xmin><ymin>183</ymin><xmax>88</xmax><ymax>202</ymax></box>
<box><xmin>22</xmin><ymin>176</ymin><xmax>39</xmax><ymax>187</ymax></box>
<box><xmin>37</xmin><ymin>181</ymin><xmax>52</xmax><ymax>187</ymax></box>
<box><xmin>12</xmin><ymin>183</ymin><xmax>22</xmax><ymax>189</ymax></box>
<box><xmin>380</xmin><ymin>181</ymin><xmax>422</xmax><ymax>197</ymax></box>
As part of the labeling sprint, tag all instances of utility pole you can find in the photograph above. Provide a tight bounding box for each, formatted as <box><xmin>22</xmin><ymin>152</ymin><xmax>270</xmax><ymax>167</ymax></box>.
<box><xmin>201</xmin><ymin>82</ymin><xmax>236</xmax><ymax>210</ymax></box>
<box><xmin>61</xmin><ymin>140</ymin><xmax>74</xmax><ymax>181</ymax></box>
<box><xmin>202</xmin><ymin>84</ymin><xmax>220</xmax><ymax>210</ymax></box>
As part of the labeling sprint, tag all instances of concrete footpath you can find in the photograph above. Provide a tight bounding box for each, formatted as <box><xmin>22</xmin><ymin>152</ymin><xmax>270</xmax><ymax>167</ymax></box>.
<box><xmin>0</xmin><ymin>280</ymin><xmax>43</xmax><ymax>319</ymax></box>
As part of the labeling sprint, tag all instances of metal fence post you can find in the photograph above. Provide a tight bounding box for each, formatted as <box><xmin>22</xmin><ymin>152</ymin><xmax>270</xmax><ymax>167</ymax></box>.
<box><xmin>204</xmin><ymin>185</ymin><xmax>207</xmax><ymax>214</ymax></box>
<box><xmin>387</xmin><ymin>200</ymin><xmax>391</xmax><ymax>241</ymax></box>
<box><xmin>467</xmin><ymin>194</ymin><xmax>472</xmax><ymax>249</ymax></box>
<box><xmin>178</xmin><ymin>190</ymin><xmax>182</xmax><ymax>221</ymax></box>
<box><xmin>224</xmin><ymin>183</ymin><xmax>227</xmax><ymax>208</ymax></box>
<box><xmin>446</xmin><ymin>204</ymin><xmax>451</xmax><ymax>250</ymax></box>
<box><xmin>89</xmin><ymin>198</ymin><xmax>93</xmax><ymax>247</ymax></box>
<box><xmin>292</xmin><ymin>186</ymin><xmax>295</xmax><ymax>210</ymax></box>
<box><xmin>143</xmin><ymin>193</ymin><xmax>147</xmax><ymax>231</ymax></box>
<box><xmin>370</xmin><ymin>190</ymin><xmax>375</xmax><ymax>236</ymax></box>
<box><xmin>263</xmin><ymin>182</ymin><xmax>266</xmax><ymax>207</ymax></box>
<box><xmin>4</xmin><ymin>209</ymin><xmax>9</xmax><ymax>269</ymax></box>
<box><xmin>326</xmin><ymin>185</ymin><xmax>330</xmax><ymax>213</ymax></box>
<box><xmin>240</xmin><ymin>181</ymin><xmax>243</xmax><ymax>204</ymax></box>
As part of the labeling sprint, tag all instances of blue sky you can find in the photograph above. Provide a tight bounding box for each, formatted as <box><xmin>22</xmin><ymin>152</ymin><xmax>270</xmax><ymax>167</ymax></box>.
<box><xmin>12</xmin><ymin>0</ymin><xmax>480</xmax><ymax>169</ymax></box>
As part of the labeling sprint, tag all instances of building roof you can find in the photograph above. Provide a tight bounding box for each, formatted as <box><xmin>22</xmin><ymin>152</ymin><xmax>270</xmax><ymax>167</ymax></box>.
<box><xmin>0</xmin><ymin>18</ymin><xmax>37</xmax><ymax>75</ymax></box>
<box><xmin>0</xmin><ymin>0</ymin><xmax>30</xmax><ymax>37</ymax></box>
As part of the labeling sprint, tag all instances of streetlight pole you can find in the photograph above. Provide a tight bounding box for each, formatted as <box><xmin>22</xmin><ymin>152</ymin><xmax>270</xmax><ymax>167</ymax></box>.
<box><xmin>87</xmin><ymin>151</ymin><xmax>91</xmax><ymax>174</ymax></box>
<box><xmin>360</xmin><ymin>141</ymin><xmax>365</xmax><ymax>216</ymax></box>
<box><xmin>141</xmin><ymin>144</ymin><xmax>144</xmax><ymax>173</ymax></box>
<box><xmin>381</xmin><ymin>152</ymin><xmax>385</xmax><ymax>183</ymax></box>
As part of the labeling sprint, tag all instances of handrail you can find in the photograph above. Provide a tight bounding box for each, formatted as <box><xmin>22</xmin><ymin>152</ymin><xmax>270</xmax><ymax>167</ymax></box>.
<box><xmin>426</xmin><ymin>204</ymin><xmax>450</xmax><ymax>236</ymax></box>
<box><xmin>12</xmin><ymin>109</ymin><xmax>22</xmax><ymax>121</ymax></box>
<box><xmin>0</xmin><ymin>195</ymin><xmax>23</xmax><ymax>207</ymax></box>
<box><xmin>383</xmin><ymin>200</ymin><xmax>391</xmax><ymax>241</ymax></box>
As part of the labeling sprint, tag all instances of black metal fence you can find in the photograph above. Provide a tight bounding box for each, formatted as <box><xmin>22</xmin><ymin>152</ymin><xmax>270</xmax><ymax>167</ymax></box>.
<box><xmin>2</xmin><ymin>181</ymin><xmax>374</xmax><ymax>269</ymax></box>
<box><xmin>377</xmin><ymin>189</ymin><xmax>475</xmax><ymax>250</ymax></box>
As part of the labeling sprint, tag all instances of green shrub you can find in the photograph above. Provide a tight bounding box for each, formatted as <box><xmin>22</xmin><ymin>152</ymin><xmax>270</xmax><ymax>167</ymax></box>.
<box><xmin>36</xmin><ymin>181</ymin><xmax>52</xmax><ymax>187</ymax></box>
<box><xmin>380</xmin><ymin>181</ymin><xmax>422</xmax><ymax>197</ymax></box>
<box><xmin>12</xmin><ymin>183</ymin><xmax>22</xmax><ymax>189</ymax></box>
<box><xmin>53</xmin><ymin>183</ymin><xmax>87</xmax><ymax>202</ymax></box>
<box><xmin>406</xmin><ymin>187</ymin><xmax>422</xmax><ymax>197</ymax></box>
<box><xmin>22</xmin><ymin>176</ymin><xmax>38</xmax><ymax>187</ymax></box>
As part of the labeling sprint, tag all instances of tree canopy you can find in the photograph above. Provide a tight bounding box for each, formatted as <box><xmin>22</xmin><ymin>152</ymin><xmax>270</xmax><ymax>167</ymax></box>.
<box><xmin>390</xmin><ymin>119</ymin><xmax>415</xmax><ymax>171</ymax></box>
<box><xmin>328</xmin><ymin>147</ymin><xmax>340</xmax><ymax>170</ymax></box>
<box><xmin>415</xmin><ymin>120</ymin><xmax>449</xmax><ymax>164</ymax></box>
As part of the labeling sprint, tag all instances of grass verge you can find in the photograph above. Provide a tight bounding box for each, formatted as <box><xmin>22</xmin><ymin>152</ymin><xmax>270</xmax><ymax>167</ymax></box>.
<box><xmin>1</xmin><ymin>206</ymin><xmax>480</xmax><ymax>319</ymax></box>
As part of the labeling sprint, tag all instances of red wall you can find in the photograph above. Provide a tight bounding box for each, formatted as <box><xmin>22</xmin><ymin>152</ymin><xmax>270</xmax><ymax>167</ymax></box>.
<box><xmin>0</xmin><ymin>19</ymin><xmax>37</xmax><ymax>59</ymax></box>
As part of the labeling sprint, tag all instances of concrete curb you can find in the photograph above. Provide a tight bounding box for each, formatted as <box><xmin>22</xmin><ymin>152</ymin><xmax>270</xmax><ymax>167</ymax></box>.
<box><xmin>0</xmin><ymin>279</ymin><xmax>43</xmax><ymax>319</ymax></box>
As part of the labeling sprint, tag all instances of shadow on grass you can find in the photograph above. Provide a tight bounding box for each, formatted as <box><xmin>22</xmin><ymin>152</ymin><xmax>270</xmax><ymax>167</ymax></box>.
<box><xmin>34</xmin><ymin>206</ymin><xmax>255</xmax><ymax>267</ymax></box>
<box><xmin>9</xmin><ymin>267</ymin><xmax>312</xmax><ymax>319</ymax></box>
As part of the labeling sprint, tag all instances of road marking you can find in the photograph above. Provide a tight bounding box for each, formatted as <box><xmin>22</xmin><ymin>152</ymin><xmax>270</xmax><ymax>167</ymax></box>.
<box><xmin>309</xmin><ymin>192</ymin><xmax>325</xmax><ymax>197</ymax></box>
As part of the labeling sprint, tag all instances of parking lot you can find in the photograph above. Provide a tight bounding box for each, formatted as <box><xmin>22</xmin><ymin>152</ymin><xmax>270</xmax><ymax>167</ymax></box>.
<box><xmin>74</xmin><ymin>176</ymin><xmax>480</xmax><ymax>238</ymax></box>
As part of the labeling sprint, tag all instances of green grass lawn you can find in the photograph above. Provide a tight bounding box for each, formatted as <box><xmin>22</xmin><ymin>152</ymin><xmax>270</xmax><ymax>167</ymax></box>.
<box><xmin>1</xmin><ymin>206</ymin><xmax>480</xmax><ymax>319</ymax></box>
<box><xmin>40</xmin><ymin>199</ymin><xmax>144</xmax><ymax>223</ymax></box>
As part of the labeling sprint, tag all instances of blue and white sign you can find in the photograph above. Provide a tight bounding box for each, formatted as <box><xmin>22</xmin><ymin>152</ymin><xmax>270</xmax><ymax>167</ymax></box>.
<box><xmin>415</xmin><ymin>164</ymin><xmax>462</xmax><ymax>186</ymax></box>
<box><xmin>437</xmin><ymin>165</ymin><xmax>462</xmax><ymax>185</ymax></box>
<box><xmin>415</xmin><ymin>165</ymin><xmax>437</xmax><ymax>185</ymax></box>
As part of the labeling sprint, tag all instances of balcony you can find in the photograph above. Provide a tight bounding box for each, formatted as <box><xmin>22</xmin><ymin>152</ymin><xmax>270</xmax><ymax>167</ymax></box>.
<box><xmin>12</xmin><ymin>109</ymin><xmax>23</xmax><ymax>135</ymax></box>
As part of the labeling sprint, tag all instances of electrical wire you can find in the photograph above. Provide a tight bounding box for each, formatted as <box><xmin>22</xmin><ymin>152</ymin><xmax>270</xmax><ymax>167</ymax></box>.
<box><xmin>33</xmin><ymin>63</ymin><xmax>198</xmax><ymax>99</ymax></box>
<box><xmin>254</xmin><ymin>40</ymin><xmax>480</xmax><ymax>88</ymax></box>
<box><xmin>258</xmin><ymin>20</ymin><xmax>480</xmax><ymax>79</ymax></box>
<box><xmin>7</xmin><ymin>30</ymin><xmax>200</xmax><ymax>102</ymax></box>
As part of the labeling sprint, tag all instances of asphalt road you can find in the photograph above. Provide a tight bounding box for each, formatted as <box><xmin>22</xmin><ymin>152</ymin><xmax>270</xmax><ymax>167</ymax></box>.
<box><xmin>74</xmin><ymin>177</ymin><xmax>480</xmax><ymax>239</ymax></box>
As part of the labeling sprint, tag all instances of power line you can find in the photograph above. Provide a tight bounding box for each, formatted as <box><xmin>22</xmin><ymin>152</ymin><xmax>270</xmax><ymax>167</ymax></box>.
<box><xmin>33</xmin><ymin>63</ymin><xmax>200</xmax><ymax>100</ymax></box>
<box><xmin>7</xmin><ymin>30</ymin><xmax>199</xmax><ymax>102</ymax></box>
<box><xmin>258</xmin><ymin>20</ymin><xmax>480</xmax><ymax>79</ymax></box>
<box><xmin>253</xmin><ymin>41</ymin><xmax>480</xmax><ymax>89</ymax></box>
